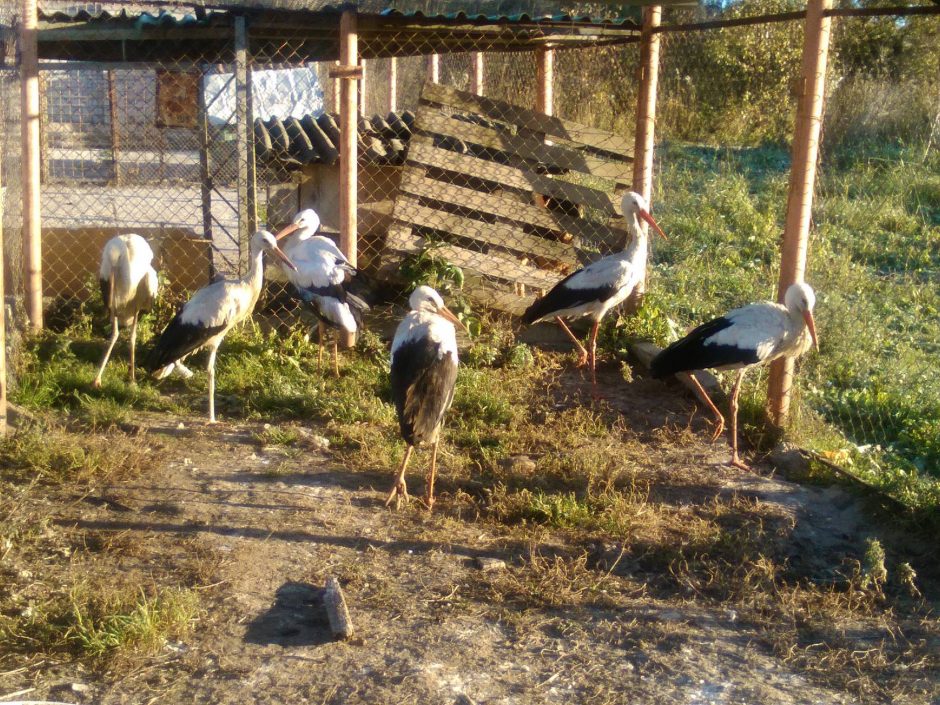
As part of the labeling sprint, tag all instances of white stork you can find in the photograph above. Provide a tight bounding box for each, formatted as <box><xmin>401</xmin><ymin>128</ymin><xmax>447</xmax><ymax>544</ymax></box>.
<box><xmin>147</xmin><ymin>230</ymin><xmax>297</xmax><ymax>423</ymax></box>
<box><xmin>385</xmin><ymin>285</ymin><xmax>468</xmax><ymax>510</ymax></box>
<box><xmin>93</xmin><ymin>233</ymin><xmax>158</xmax><ymax>388</ymax></box>
<box><xmin>521</xmin><ymin>191</ymin><xmax>667</xmax><ymax>391</ymax></box>
<box><xmin>650</xmin><ymin>282</ymin><xmax>819</xmax><ymax>470</ymax></box>
<box><xmin>273</xmin><ymin>208</ymin><xmax>369</xmax><ymax>375</ymax></box>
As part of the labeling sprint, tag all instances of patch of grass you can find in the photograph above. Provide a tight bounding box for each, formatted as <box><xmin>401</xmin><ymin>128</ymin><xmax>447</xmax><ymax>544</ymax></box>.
<box><xmin>0</xmin><ymin>583</ymin><xmax>199</xmax><ymax>660</ymax></box>
<box><xmin>253</xmin><ymin>424</ymin><xmax>300</xmax><ymax>447</ymax></box>
<box><xmin>0</xmin><ymin>423</ymin><xmax>147</xmax><ymax>486</ymax></box>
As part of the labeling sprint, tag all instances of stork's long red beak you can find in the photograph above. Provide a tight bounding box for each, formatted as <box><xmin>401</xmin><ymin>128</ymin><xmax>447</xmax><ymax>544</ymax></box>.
<box><xmin>439</xmin><ymin>305</ymin><xmax>470</xmax><ymax>334</ymax></box>
<box><xmin>271</xmin><ymin>245</ymin><xmax>298</xmax><ymax>272</ymax></box>
<box><xmin>274</xmin><ymin>222</ymin><xmax>301</xmax><ymax>241</ymax></box>
<box><xmin>803</xmin><ymin>310</ymin><xmax>818</xmax><ymax>351</ymax></box>
<box><xmin>639</xmin><ymin>209</ymin><xmax>668</xmax><ymax>240</ymax></box>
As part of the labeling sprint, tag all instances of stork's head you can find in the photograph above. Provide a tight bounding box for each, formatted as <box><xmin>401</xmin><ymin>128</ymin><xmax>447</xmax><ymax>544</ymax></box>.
<box><xmin>621</xmin><ymin>191</ymin><xmax>667</xmax><ymax>241</ymax></box>
<box><xmin>409</xmin><ymin>285</ymin><xmax>468</xmax><ymax>332</ymax></box>
<box><xmin>251</xmin><ymin>229</ymin><xmax>298</xmax><ymax>271</ymax></box>
<box><xmin>785</xmin><ymin>282</ymin><xmax>818</xmax><ymax>351</ymax></box>
<box><xmin>274</xmin><ymin>208</ymin><xmax>321</xmax><ymax>242</ymax></box>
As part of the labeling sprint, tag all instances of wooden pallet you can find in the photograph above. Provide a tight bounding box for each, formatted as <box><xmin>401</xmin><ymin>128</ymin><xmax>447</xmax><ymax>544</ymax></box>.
<box><xmin>383</xmin><ymin>82</ymin><xmax>633</xmax><ymax>315</ymax></box>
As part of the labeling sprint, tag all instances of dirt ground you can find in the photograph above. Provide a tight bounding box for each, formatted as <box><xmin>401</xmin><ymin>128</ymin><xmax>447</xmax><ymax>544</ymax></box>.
<box><xmin>1</xmin><ymin>362</ymin><xmax>937</xmax><ymax>705</ymax></box>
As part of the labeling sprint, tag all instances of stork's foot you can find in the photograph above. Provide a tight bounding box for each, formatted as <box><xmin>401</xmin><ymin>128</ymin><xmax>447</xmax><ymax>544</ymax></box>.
<box><xmin>423</xmin><ymin>493</ymin><xmax>435</xmax><ymax>511</ymax></box>
<box><xmin>384</xmin><ymin>480</ymin><xmax>410</xmax><ymax>509</ymax></box>
<box><xmin>575</xmin><ymin>352</ymin><xmax>589</xmax><ymax>367</ymax></box>
<box><xmin>729</xmin><ymin>455</ymin><xmax>753</xmax><ymax>472</ymax></box>
<box><xmin>92</xmin><ymin>378</ymin><xmax>103</xmax><ymax>390</ymax></box>
<box><xmin>709</xmin><ymin>418</ymin><xmax>725</xmax><ymax>443</ymax></box>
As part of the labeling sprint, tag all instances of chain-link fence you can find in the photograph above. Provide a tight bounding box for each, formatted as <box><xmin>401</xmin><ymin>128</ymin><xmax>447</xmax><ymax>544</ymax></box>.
<box><xmin>0</xmin><ymin>3</ymin><xmax>937</xmax><ymax>493</ymax></box>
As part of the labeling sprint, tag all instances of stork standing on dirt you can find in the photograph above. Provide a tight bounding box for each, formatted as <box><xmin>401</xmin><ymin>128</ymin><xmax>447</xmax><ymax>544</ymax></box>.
<box><xmin>273</xmin><ymin>208</ymin><xmax>369</xmax><ymax>375</ymax></box>
<box><xmin>385</xmin><ymin>286</ymin><xmax>467</xmax><ymax>510</ymax></box>
<box><xmin>650</xmin><ymin>282</ymin><xmax>819</xmax><ymax>470</ymax></box>
<box><xmin>93</xmin><ymin>233</ymin><xmax>159</xmax><ymax>388</ymax></box>
<box><xmin>147</xmin><ymin>230</ymin><xmax>297</xmax><ymax>423</ymax></box>
<box><xmin>521</xmin><ymin>191</ymin><xmax>667</xmax><ymax>391</ymax></box>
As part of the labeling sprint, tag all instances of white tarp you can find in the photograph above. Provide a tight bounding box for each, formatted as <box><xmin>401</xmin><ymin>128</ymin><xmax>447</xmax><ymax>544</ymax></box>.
<box><xmin>204</xmin><ymin>66</ymin><xmax>324</xmax><ymax>125</ymax></box>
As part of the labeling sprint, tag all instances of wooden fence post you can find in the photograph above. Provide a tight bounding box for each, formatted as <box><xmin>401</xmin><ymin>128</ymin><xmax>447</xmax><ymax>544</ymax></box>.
<box><xmin>768</xmin><ymin>0</ymin><xmax>833</xmax><ymax>425</ymax></box>
<box><xmin>20</xmin><ymin>0</ymin><xmax>42</xmax><ymax>331</ymax></box>
<box><xmin>536</xmin><ymin>46</ymin><xmax>553</xmax><ymax>116</ymax></box>
<box><xmin>428</xmin><ymin>53</ymin><xmax>439</xmax><ymax>83</ymax></box>
<box><xmin>388</xmin><ymin>56</ymin><xmax>397</xmax><ymax>113</ymax></box>
<box><xmin>359</xmin><ymin>59</ymin><xmax>367</xmax><ymax>118</ymax></box>
<box><xmin>338</xmin><ymin>9</ymin><xmax>358</xmax><ymax>347</ymax></box>
<box><xmin>235</xmin><ymin>15</ymin><xmax>257</xmax><ymax>272</ymax></box>
<box><xmin>0</xmin><ymin>153</ymin><xmax>7</xmax><ymax>435</ymax></box>
<box><xmin>631</xmin><ymin>5</ymin><xmax>662</xmax><ymax>298</ymax></box>
<box><xmin>472</xmin><ymin>51</ymin><xmax>484</xmax><ymax>96</ymax></box>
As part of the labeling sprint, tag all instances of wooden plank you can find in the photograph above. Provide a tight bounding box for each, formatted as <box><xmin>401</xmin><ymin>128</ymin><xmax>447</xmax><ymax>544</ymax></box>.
<box><xmin>386</xmin><ymin>237</ymin><xmax>562</xmax><ymax>291</ymax></box>
<box><xmin>394</xmin><ymin>195</ymin><xmax>578</xmax><ymax>265</ymax></box>
<box><xmin>399</xmin><ymin>171</ymin><xmax>628</xmax><ymax>251</ymax></box>
<box><xmin>422</xmin><ymin>82</ymin><xmax>633</xmax><ymax>159</ymax></box>
<box><xmin>408</xmin><ymin>138</ymin><xmax>620</xmax><ymax>215</ymax></box>
<box><xmin>413</xmin><ymin>110</ymin><xmax>632</xmax><ymax>184</ymax></box>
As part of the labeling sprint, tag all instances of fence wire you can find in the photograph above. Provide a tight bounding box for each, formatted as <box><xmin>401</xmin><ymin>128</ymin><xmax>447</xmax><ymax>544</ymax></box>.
<box><xmin>0</xmin><ymin>4</ymin><xmax>937</xmax><ymax>494</ymax></box>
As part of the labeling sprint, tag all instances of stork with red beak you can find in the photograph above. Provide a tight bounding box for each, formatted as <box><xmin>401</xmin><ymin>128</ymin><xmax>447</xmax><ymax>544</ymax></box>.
<box><xmin>650</xmin><ymin>282</ymin><xmax>819</xmax><ymax>470</ymax></box>
<box><xmin>521</xmin><ymin>191</ymin><xmax>667</xmax><ymax>392</ymax></box>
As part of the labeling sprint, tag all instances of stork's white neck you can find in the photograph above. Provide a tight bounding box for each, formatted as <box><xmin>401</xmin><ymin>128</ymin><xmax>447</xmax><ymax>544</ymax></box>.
<box><xmin>620</xmin><ymin>210</ymin><xmax>649</xmax><ymax>264</ymax></box>
<box><xmin>244</xmin><ymin>245</ymin><xmax>267</xmax><ymax>294</ymax></box>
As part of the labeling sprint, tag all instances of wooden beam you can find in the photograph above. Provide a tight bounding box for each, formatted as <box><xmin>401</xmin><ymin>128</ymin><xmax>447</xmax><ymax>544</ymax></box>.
<box><xmin>197</xmin><ymin>66</ymin><xmax>215</xmax><ymax>282</ymax></box>
<box><xmin>399</xmin><ymin>171</ymin><xmax>628</xmax><ymax>249</ymax></box>
<box><xmin>414</xmin><ymin>108</ymin><xmax>633</xmax><ymax>182</ymax></box>
<box><xmin>0</xmin><ymin>151</ymin><xmax>7</xmax><ymax>435</ymax></box>
<box><xmin>632</xmin><ymin>6</ymin><xmax>662</xmax><ymax>300</ymax></box>
<box><xmin>536</xmin><ymin>46</ymin><xmax>554</xmax><ymax>116</ymax></box>
<box><xmin>407</xmin><ymin>138</ymin><xmax>620</xmax><ymax>215</ymax></box>
<box><xmin>388</xmin><ymin>56</ymin><xmax>397</xmax><ymax>113</ymax></box>
<box><xmin>359</xmin><ymin>59</ymin><xmax>367</xmax><ymax>118</ymax></box>
<box><xmin>472</xmin><ymin>51</ymin><xmax>484</xmax><ymax>96</ymax></box>
<box><xmin>768</xmin><ymin>0</ymin><xmax>833</xmax><ymax>426</ymax></box>
<box><xmin>422</xmin><ymin>82</ymin><xmax>633</xmax><ymax>159</ymax></box>
<box><xmin>339</xmin><ymin>8</ymin><xmax>358</xmax><ymax>347</ymax></box>
<box><xmin>234</xmin><ymin>15</ymin><xmax>256</xmax><ymax>272</ymax></box>
<box><xmin>21</xmin><ymin>0</ymin><xmax>42</xmax><ymax>331</ymax></box>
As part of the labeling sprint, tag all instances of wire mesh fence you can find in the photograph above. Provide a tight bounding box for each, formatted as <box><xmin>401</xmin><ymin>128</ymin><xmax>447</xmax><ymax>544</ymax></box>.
<box><xmin>0</xmin><ymin>3</ymin><xmax>937</xmax><ymax>496</ymax></box>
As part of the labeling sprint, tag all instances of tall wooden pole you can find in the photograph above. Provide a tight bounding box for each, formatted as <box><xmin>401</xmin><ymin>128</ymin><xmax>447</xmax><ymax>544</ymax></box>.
<box><xmin>20</xmin><ymin>0</ymin><xmax>42</xmax><ymax>331</ymax></box>
<box><xmin>388</xmin><ymin>56</ymin><xmax>397</xmax><ymax>113</ymax></box>
<box><xmin>359</xmin><ymin>59</ymin><xmax>367</xmax><ymax>118</ymax></box>
<box><xmin>536</xmin><ymin>47</ymin><xmax>554</xmax><ymax>115</ymax></box>
<box><xmin>633</xmin><ymin>6</ymin><xmax>661</xmax><ymax>213</ymax></box>
<box><xmin>0</xmin><ymin>150</ymin><xmax>7</xmax><ymax>435</ymax></box>
<box><xmin>768</xmin><ymin>0</ymin><xmax>833</xmax><ymax>425</ymax></box>
<box><xmin>631</xmin><ymin>5</ymin><xmax>662</xmax><ymax>297</ymax></box>
<box><xmin>338</xmin><ymin>9</ymin><xmax>358</xmax><ymax>347</ymax></box>
<box><xmin>235</xmin><ymin>15</ymin><xmax>257</xmax><ymax>272</ymax></box>
<box><xmin>472</xmin><ymin>52</ymin><xmax>484</xmax><ymax>96</ymax></box>
<box><xmin>428</xmin><ymin>54</ymin><xmax>439</xmax><ymax>83</ymax></box>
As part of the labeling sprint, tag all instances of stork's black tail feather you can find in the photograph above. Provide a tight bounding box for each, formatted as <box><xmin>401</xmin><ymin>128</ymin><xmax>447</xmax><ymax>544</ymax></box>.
<box><xmin>147</xmin><ymin>312</ymin><xmax>226</xmax><ymax>372</ymax></box>
<box><xmin>650</xmin><ymin>317</ymin><xmax>745</xmax><ymax>379</ymax></box>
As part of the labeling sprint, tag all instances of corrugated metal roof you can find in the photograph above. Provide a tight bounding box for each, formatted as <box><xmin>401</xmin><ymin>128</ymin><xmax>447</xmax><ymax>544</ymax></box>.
<box><xmin>34</xmin><ymin>1</ymin><xmax>650</xmax><ymax>26</ymax></box>
<box><xmin>255</xmin><ymin>110</ymin><xmax>414</xmax><ymax>166</ymax></box>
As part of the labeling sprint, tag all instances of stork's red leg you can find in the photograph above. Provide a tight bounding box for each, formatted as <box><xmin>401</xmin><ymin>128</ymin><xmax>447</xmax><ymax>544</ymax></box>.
<box><xmin>317</xmin><ymin>323</ymin><xmax>325</xmax><ymax>373</ymax></box>
<box><xmin>555</xmin><ymin>317</ymin><xmax>589</xmax><ymax>366</ymax></box>
<box><xmin>588</xmin><ymin>320</ymin><xmax>600</xmax><ymax>395</ymax></box>
<box><xmin>425</xmin><ymin>441</ymin><xmax>439</xmax><ymax>511</ymax></box>
<box><xmin>728</xmin><ymin>369</ymin><xmax>751</xmax><ymax>471</ymax></box>
<box><xmin>129</xmin><ymin>311</ymin><xmax>139</xmax><ymax>385</ymax></box>
<box><xmin>332</xmin><ymin>337</ymin><xmax>340</xmax><ymax>378</ymax></box>
<box><xmin>684</xmin><ymin>373</ymin><xmax>725</xmax><ymax>442</ymax></box>
<box><xmin>384</xmin><ymin>445</ymin><xmax>414</xmax><ymax>509</ymax></box>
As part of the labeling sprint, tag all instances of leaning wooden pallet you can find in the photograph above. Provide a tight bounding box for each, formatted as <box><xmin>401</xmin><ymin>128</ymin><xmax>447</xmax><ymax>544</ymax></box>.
<box><xmin>382</xmin><ymin>82</ymin><xmax>634</xmax><ymax>315</ymax></box>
